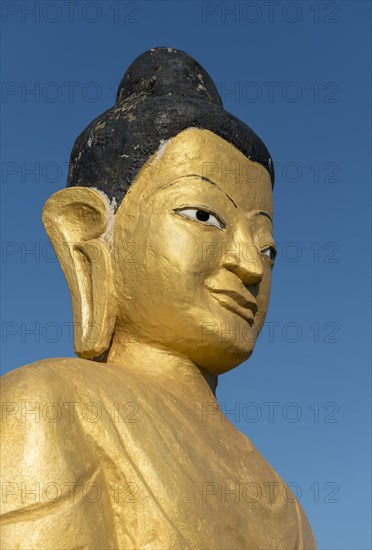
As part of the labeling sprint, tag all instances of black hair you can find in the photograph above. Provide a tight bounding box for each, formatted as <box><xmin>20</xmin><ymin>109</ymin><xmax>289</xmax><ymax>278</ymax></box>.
<box><xmin>67</xmin><ymin>47</ymin><xmax>274</xmax><ymax>207</ymax></box>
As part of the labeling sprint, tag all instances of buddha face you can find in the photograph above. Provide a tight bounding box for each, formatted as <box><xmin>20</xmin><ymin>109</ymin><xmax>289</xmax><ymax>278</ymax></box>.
<box><xmin>112</xmin><ymin>128</ymin><xmax>275</xmax><ymax>374</ymax></box>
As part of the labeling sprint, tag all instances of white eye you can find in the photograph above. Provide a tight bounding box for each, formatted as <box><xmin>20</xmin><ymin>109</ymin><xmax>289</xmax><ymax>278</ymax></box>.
<box><xmin>261</xmin><ymin>246</ymin><xmax>277</xmax><ymax>263</ymax></box>
<box><xmin>174</xmin><ymin>208</ymin><xmax>225</xmax><ymax>230</ymax></box>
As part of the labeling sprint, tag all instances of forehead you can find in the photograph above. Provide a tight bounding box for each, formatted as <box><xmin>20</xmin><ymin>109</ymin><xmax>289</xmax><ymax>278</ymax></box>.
<box><xmin>124</xmin><ymin>128</ymin><xmax>273</xmax><ymax>217</ymax></box>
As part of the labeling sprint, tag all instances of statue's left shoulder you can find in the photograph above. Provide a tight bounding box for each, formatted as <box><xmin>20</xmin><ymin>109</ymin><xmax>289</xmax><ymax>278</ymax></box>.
<box><xmin>295</xmin><ymin>498</ymin><xmax>317</xmax><ymax>549</ymax></box>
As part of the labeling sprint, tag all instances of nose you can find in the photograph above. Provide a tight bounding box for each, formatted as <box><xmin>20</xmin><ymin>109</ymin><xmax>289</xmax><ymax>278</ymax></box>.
<box><xmin>221</xmin><ymin>234</ymin><xmax>263</xmax><ymax>287</ymax></box>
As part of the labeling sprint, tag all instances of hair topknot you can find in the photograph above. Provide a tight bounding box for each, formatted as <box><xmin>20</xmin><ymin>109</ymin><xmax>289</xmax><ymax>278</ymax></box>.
<box><xmin>116</xmin><ymin>47</ymin><xmax>223</xmax><ymax>107</ymax></box>
<box><xmin>67</xmin><ymin>47</ymin><xmax>274</xmax><ymax>207</ymax></box>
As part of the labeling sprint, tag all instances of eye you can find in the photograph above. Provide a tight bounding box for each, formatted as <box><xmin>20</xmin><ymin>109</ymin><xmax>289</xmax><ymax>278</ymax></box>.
<box><xmin>261</xmin><ymin>245</ymin><xmax>277</xmax><ymax>264</ymax></box>
<box><xmin>173</xmin><ymin>208</ymin><xmax>225</xmax><ymax>230</ymax></box>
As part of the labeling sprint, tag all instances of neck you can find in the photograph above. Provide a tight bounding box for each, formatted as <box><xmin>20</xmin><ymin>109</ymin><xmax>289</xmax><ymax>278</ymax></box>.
<box><xmin>107</xmin><ymin>332</ymin><xmax>218</xmax><ymax>396</ymax></box>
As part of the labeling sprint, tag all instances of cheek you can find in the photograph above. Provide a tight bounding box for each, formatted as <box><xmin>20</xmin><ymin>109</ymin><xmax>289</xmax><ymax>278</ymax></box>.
<box><xmin>145</xmin><ymin>215</ymin><xmax>221</xmax><ymax>297</ymax></box>
<box><xmin>255</xmin><ymin>266</ymin><xmax>272</xmax><ymax>332</ymax></box>
<box><xmin>113</xmin><ymin>212</ymin><xmax>223</xmax><ymax>326</ymax></box>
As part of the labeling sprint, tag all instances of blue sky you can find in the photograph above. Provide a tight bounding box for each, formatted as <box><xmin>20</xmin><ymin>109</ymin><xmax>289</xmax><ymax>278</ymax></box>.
<box><xmin>1</xmin><ymin>1</ymin><xmax>371</xmax><ymax>548</ymax></box>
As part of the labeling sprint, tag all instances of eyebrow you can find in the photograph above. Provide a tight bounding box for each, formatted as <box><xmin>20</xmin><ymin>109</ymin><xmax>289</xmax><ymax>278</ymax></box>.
<box><xmin>162</xmin><ymin>174</ymin><xmax>238</xmax><ymax>208</ymax></box>
<box><xmin>197</xmin><ymin>179</ymin><xmax>273</xmax><ymax>224</ymax></box>
<box><xmin>255</xmin><ymin>211</ymin><xmax>273</xmax><ymax>224</ymax></box>
<box><xmin>162</xmin><ymin>175</ymin><xmax>272</xmax><ymax>222</ymax></box>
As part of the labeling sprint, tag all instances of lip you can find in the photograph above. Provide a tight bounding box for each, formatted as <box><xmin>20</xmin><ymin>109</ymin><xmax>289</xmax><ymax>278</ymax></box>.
<box><xmin>208</xmin><ymin>289</ymin><xmax>258</xmax><ymax>325</ymax></box>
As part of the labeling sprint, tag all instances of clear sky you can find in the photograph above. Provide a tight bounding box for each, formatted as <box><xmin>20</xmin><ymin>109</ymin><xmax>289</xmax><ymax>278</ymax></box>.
<box><xmin>1</xmin><ymin>1</ymin><xmax>371</xmax><ymax>548</ymax></box>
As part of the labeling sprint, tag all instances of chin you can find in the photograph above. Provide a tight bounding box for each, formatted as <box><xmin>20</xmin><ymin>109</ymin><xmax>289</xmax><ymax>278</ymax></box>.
<box><xmin>200</xmin><ymin>346</ymin><xmax>254</xmax><ymax>375</ymax></box>
<box><xmin>179</xmin><ymin>306</ymin><xmax>258</xmax><ymax>373</ymax></box>
<box><xmin>191</xmin><ymin>325</ymin><xmax>258</xmax><ymax>375</ymax></box>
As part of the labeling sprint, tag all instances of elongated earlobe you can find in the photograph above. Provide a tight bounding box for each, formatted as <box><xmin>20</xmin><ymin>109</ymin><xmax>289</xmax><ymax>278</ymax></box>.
<box><xmin>42</xmin><ymin>187</ymin><xmax>116</xmax><ymax>359</ymax></box>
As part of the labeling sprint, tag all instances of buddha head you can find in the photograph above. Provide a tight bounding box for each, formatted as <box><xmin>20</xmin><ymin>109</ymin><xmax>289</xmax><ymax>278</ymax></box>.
<box><xmin>42</xmin><ymin>47</ymin><xmax>276</xmax><ymax>375</ymax></box>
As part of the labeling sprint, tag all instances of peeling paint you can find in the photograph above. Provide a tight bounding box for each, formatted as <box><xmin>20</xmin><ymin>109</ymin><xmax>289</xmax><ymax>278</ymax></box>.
<box><xmin>91</xmin><ymin>187</ymin><xmax>116</xmax><ymax>247</ymax></box>
<box><xmin>155</xmin><ymin>138</ymin><xmax>171</xmax><ymax>161</ymax></box>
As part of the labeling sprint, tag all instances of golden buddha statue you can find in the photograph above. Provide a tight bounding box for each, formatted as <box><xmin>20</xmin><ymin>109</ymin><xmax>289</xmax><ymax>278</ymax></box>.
<box><xmin>1</xmin><ymin>48</ymin><xmax>316</xmax><ymax>549</ymax></box>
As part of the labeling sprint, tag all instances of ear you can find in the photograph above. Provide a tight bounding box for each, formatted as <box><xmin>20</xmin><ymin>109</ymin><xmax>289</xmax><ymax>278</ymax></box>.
<box><xmin>42</xmin><ymin>187</ymin><xmax>116</xmax><ymax>359</ymax></box>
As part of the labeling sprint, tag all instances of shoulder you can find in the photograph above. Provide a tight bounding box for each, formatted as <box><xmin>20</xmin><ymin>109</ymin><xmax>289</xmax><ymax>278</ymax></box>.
<box><xmin>2</xmin><ymin>356</ymin><xmax>94</xmax><ymax>383</ymax></box>
<box><xmin>0</xmin><ymin>357</ymin><xmax>124</xmax><ymax>440</ymax></box>
<box><xmin>295</xmin><ymin>500</ymin><xmax>317</xmax><ymax>549</ymax></box>
<box><xmin>1</xmin><ymin>359</ymin><xmax>101</xmax><ymax>506</ymax></box>
<box><xmin>2</xmin><ymin>356</ymin><xmax>142</xmax><ymax>392</ymax></box>
<box><xmin>1</xmin><ymin>356</ymin><xmax>145</xmax><ymax>436</ymax></box>
<box><xmin>0</xmin><ymin>359</ymin><xmax>114</xmax><ymax>533</ymax></box>
<box><xmin>1</xmin><ymin>357</ymin><xmax>103</xmax><ymax>401</ymax></box>
<box><xmin>1</xmin><ymin>357</ymin><xmax>95</xmax><ymax>439</ymax></box>
<box><xmin>0</xmin><ymin>358</ymin><xmax>101</xmax><ymax>462</ymax></box>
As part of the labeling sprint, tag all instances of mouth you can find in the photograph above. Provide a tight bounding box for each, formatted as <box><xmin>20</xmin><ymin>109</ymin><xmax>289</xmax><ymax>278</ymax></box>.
<box><xmin>208</xmin><ymin>289</ymin><xmax>258</xmax><ymax>326</ymax></box>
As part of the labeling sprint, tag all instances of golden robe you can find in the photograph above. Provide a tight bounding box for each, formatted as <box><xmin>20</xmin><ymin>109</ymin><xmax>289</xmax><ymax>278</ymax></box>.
<box><xmin>1</xmin><ymin>358</ymin><xmax>316</xmax><ymax>549</ymax></box>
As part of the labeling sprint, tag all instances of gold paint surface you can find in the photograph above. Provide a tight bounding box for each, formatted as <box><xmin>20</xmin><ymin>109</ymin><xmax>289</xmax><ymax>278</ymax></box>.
<box><xmin>1</xmin><ymin>129</ymin><xmax>316</xmax><ymax>548</ymax></box>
